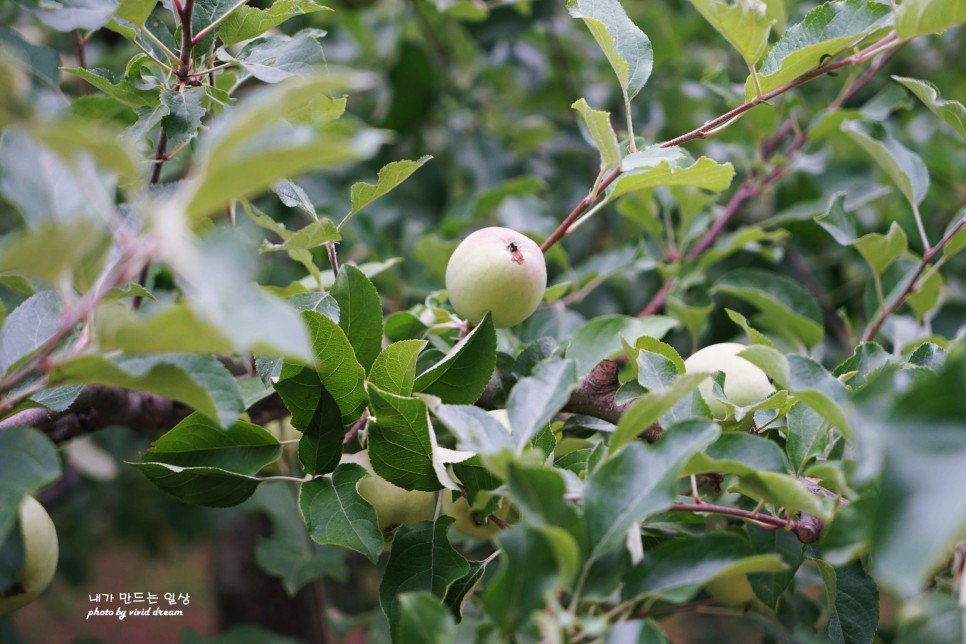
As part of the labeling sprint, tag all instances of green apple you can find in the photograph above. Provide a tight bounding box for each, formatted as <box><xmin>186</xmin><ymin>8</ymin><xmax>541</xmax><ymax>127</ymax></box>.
<box><xmin>445</xmin><ymin>227</ymin><xmax>547</xmax><ymax>328</ymax></box>
<box><xmin>0</xmin><ymin>496</ymin><xmax>58</xmax><ymax>615</ymax></box>
<box><xmin>442</xmin><ymin>494</ymin><xmax>512</xmax><ymax>540</ymax></box>
<box><xmin>683</xmin><ymin>342</ymin><xmax>774</xmax><ymax>419</ymax></box>
<box><xmin>705</xmin><ymin>572</ymin><xmax>756</xmax><ymax>606</ymax></box>
<box><xmin>340</xmin><ymin>451</ymin><xmax>436</xmax><ymax>536</ymax></box>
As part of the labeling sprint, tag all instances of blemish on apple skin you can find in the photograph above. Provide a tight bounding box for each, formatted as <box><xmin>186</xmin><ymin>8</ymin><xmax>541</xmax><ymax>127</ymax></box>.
<box><xmin>507</xmin><ymin>241</ymin><xmax>525</xmax><ymax>264</ymax></box>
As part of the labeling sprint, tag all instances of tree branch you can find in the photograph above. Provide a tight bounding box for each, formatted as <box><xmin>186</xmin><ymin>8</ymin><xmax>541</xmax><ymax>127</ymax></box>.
<box><xmin>540</xmin><ymin>32</ymin><xmax>901</xmax><ymax>253</ymax></box>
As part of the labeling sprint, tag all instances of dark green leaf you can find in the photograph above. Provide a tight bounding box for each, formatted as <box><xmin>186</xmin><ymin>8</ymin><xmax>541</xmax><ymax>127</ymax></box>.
<box><xmin>713</xmin><ymin>268</ymin><xmax>824</xmax><ymax>348</ymax></box>
<box><xmin>299</xmin><ymin>463</ymin><xmax>384</xmax><ymax>563</ymax></box>
<box><xmin>367</xmin><ymin>384</ymin><xmax>442</xmax><ymax>491</ymax></box>
<box><xmin>142</xmin><ymin>412</ymin><xmax>280</xmax><ymax>474</ymax></box>
<box><xmin>298</xmin><ymin>384</ymin><xmax>344</xmax><ymax>476</ymax></box>
<box><xmin>0</xmin><ymin>427</ymin><xmax>61</xmax><ymax>546</ymax></box>
<box><xmin>381</xmin><ymin>518</ymin><xmax>469</xmax><ymax>639</ymax></box>
<box><xmin>396</xmin><ymin>591</ymin><xmax>457</xmax><ymax>643</ymax></box>
<box><xmin>251</xmin><ymin>483</ymin><xmax>348</xmax><ymax>595</ymax></box>
<box><xmin>585</xmin><ymin>420</ymin><xmax>719</xmax><ymax>559</ymax></box>
<box><xmin>332</xmin><ymin>265</ymin><xmax>383</xmax><ymax>373</ymax></box>
<box><xmin>414</xmin><ymin>313</ymin><xmax>496</xmax><ymax>405</ymax></box>
<box><xmin>624</xmin><ymin>531</ymin><xmax>786</xmax><ymax>603</ymax></box>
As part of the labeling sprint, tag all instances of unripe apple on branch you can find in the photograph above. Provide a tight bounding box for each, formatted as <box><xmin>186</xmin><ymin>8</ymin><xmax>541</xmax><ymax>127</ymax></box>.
<box><xmin>0</xmin><ymin>496</ymin><xmax>58</xmax><ymax>615</ymax></box>
<box><xmin>683</xmin><ymin>342</ymin><xmax>775</xmax><ymax>420</ymax></box>
<box><xmin>445</xmin><ymin>227</ymin><xmax>547</xmax><ymax>328</ymax></box>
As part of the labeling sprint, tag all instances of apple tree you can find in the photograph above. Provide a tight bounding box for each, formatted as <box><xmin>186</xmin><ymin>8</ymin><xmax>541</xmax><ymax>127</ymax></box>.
<box><xmin>1</xmin><ymin>0</ymin><xmax>966</xmax><ymax>641</ymax></box>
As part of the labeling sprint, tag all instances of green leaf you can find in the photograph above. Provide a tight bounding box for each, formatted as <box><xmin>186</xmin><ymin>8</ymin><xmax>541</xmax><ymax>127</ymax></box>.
<box><xmin>431</xmin><ymin>404</ymin><xmax>514</xmax><ymax>456</ymax></box>
<box><xmin>507</xmin><ymin>359</ymin><xmax>578</xmax><ymax>450</ymax></box>
<box><xmin>567</xmin><ymin>314</ymin><xmax>679</xmax><ymax>375</ymax></box>
<box><xmin>713</xmin><ymin>268</ymin><xmax>824</xmax><ymax>348</ymax></box>
<box><xmin>567</xmin><ymin>0</ymin><xmax>653</xmax><ymax>100</ymax></box>
<box><xmin>688</xmin><ymin>0</ymin><xmax>773</xmax><ymax>67</ymax></box>
<box><xmin>380</xmin><ymin>518</ymin><xmax>469</xmax><ymax>640</ymax></box>
<box><xmin>747</xmin><ymin>525</ymin><xmax>805</xmax><ymax>609</ymax></box>
<box><xmin>169</xmin><ymin>234</ymin><xmax>315</xmax><ymax>363</ymax></box>
<box><xmin>572</xmin><ymin>98</ymin><xmax>622</xmax><ymax>173</ymax></box>
<box><xmin>29</xmin><ymin>0</ymin><xmax>120</xmax><ymax>32</ymax></box>
<box><xmin>585</xmin><ymin>420</ymin><xmax>720</xmax><ymax>559</ymax></box>
<box><xmin>841</xmin><ymin>120</ymin><xmax>929</xmax><ymax>207</ymax></box>
<box><xmin>414</xmin><ymin>314</ymin><xmax>496</xmax><ymax>405</ymax></box>
<box><xmin>159</xmin><ymin>86</ymin><xmax>206</xmax><ymax>149</ymax></box>
<box><xmin>482</xmin><ymin>525</ymin><xmax>578</xmax><ymax>634</ymax></box>
<box><xmin>864</xmin><ymin>359</ymin><xmax>966</xmax><ymax>597</ymax></box>
<box><xmin>141</xmin><ymin>412</ymin><xmax>281</xmax><ymax>474</ymax></box>
<box><xmin>787</xmin><ymin>354</ymin><xmax>850</xmax><ymax>438</ymax></box>
<box><xmin>250</xmin><ymin>484</ymin><xmax>348</xmax><ymax>596</ymax></box>
<box><xmin>732</xmin><ymin>471</ymin><xmax>830</xmax><ymax>520</ymax></box>
<box><xmin>725</xmin><ymin>309</ymin><xmax>777</xmax><ymax>349</ymax></box>
<box><xmin>186</xmin><ymin>74</ymin><xmax>384</xmax><ymax>220</ymax></box>
<box><xmin>0</xmin><ymin>217</ymin><xmax>107</xmax><ymax>286</ymax></box>
<box><xmin>749</xmin><ymin>0</ymin><xmax>892</xmax><ymax>98</ymax></box>
<box><xmin>609</xmin><ymin>156</ymin><xmax>735</xmax><ymax>199</ymax></box>
<box><xmin>220</xmin><ymin>31</ymin><xmax>327</xmax><ymax>84</ymax></box>
<box><xmin>276</xmin><ymin>310</ymin><xmax>368</xmax><ymax>426</ymax></box>
<box><xmin>893</xmin><ymin>76</ymin><xmax>966</xmax><ymax>141</ymax></box>
<box><xmin>506</xmin><ymin>463</ymin><xmax>582</xmax><ymax>537</ymax></box>
<box><xmin>95</xmin><ymin>301</ymin><xmax>234</xmax><ymax>356</ymax></box>
<box><xmin>682</xmin><ymin>432</ymin><xmax>788</xmax><ymax>477</ymax></box>
<box><xmin>610</xmin><ymin>373</ymin><xmax>711</xmax><ymax>453</ymax></box>
<box><xmin>367</xmin><ymin>384</ymin><xmax>442</xmax><ymax>491</ymax></box>
<box><xmin>343</xmin><ymin>156</ymin><xmax>432</xmax><ymax>226</ymax></box>
<box><xmin>443</xmin><ymin>560</ymin><xmax>488</xmax><ymax>620</ymax></box>
<box><xmin>61</xmin><ymin>67</ymin><xmax>160</xmax><ymax>110</ymax></box>
<box><xmin>0</xmin><ymin>427</ymin><xmax>61</xmax><ymax>546</ymax></box>
<box><xmin>786</xmin><ymin>401</ymin><xmax>829</xmax><ymax>474</ymax></box>
<box><xmin>299</xmin><ymin>463</ymin><xmax>384</xmax><ymax>563</ymax></box>
<box><xmin>127</xmin><ymin>462</ymin><xmax>261</xmax><ymax>507</ymax></box>
<box><xmin>369</xmin><ymin>340</ymin><xmax>428</xmax><ymax>397</ymax></box>
<box><xmin>636</xmin><ymin>349</ymin><xmax>680</xmax><ymax>391</ymax></box>
<box><xmin>260</xmin><ymin>218</ymin><xmax>340</xmax><ymax>254</ymax></box>
<box><xmin>895</xmin><ymin>0</ymin><xmax>966</xmax><ymax>37</ymax></box>
<box><xmin>854</xmin><ymin>221</ymin><xmax>908</xmax><ymax>274</ymax></box>
<box><xmin>396</xmin><ymin>591</ymin><xmax>458</xmax><ymax>643</ymax></box>
<box><xmin>219</xmin><ymin>0</ymin><xmax>331</xmax><ymax>45</ymax></box>
<box><xmin>816</xmin><ymin>192</ymin><xmax>859</xmax><ymax>245</ymax></box>
<box><xmin>332</xmin><ymin>265</ymin><xmax>384</xmax><ymax>373</ymax></box>
<box><xmin>0</xmin><ymin>129</ymin><xmax>103</xmax><ymax>225</ymax></box>
<box><xmin>298</xmin><ymin>384</ymin><xmax>344</xmax><ymax>476</ymax></box>
<box><xmin>0</xmin><ymin>291</ymin><xmax>61</xmax><ymax>376</ymax></box>
<box><xmin>817</xmin><ymin>561</ymin><xmax>880</xmax><ymax>644</ymax></box>
<box><xmin>50</xmin><ymin>354</ymin><xmax>245</xmax><ymax>428</ymax></box>
<box><xmin>624</xmin><ymin>532</ymin><xmax>787</xmax><ymax>603</ymax></box>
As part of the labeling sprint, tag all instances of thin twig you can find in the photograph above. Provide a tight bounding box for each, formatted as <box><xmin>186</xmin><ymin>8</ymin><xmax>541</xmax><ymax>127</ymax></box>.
<box><xmin>540</xmin><ymin>32</ymin><xmax>902</xmax><ymax>253</ymax></box>
<box><xmin>862</xmin><ymin>215</ymin><xmax>966</xmax><ymax>342</ymax></box>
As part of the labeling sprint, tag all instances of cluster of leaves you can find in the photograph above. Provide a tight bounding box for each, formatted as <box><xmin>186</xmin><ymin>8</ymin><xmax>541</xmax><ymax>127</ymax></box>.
<box><xmin>1</xmin><ymin>0</ymin><xmax>966</xmax><ymax>641</ymax></box>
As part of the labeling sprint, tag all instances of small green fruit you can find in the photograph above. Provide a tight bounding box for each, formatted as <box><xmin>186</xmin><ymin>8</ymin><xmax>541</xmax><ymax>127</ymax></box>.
<box><xmin>683</xmin><ymin>342</ymin><xmax>774</xmax><ymax>419</ymax></box>
<box><xmin>445</xmin><ymin>227</ymin><xmax>547</xmax><ymax>328</ymax></box>
<box><xmin>705</xmin><ymin>572</ymin><xmax>756</xmax><ymax>606</ymax></box>
<box><xmin>0</xmin><ymin>496</ymin><xmax>58</xmax><ymax>615</ymax></box>
<box><xmin>442</xmin><ymin>494</ymin><xmax>512</xmax><ymax>540</ymax></box>
<box><xmin>340</xmin><ymin>451</ymin><xmax>436</xmax><ymax>535</ymax></box>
